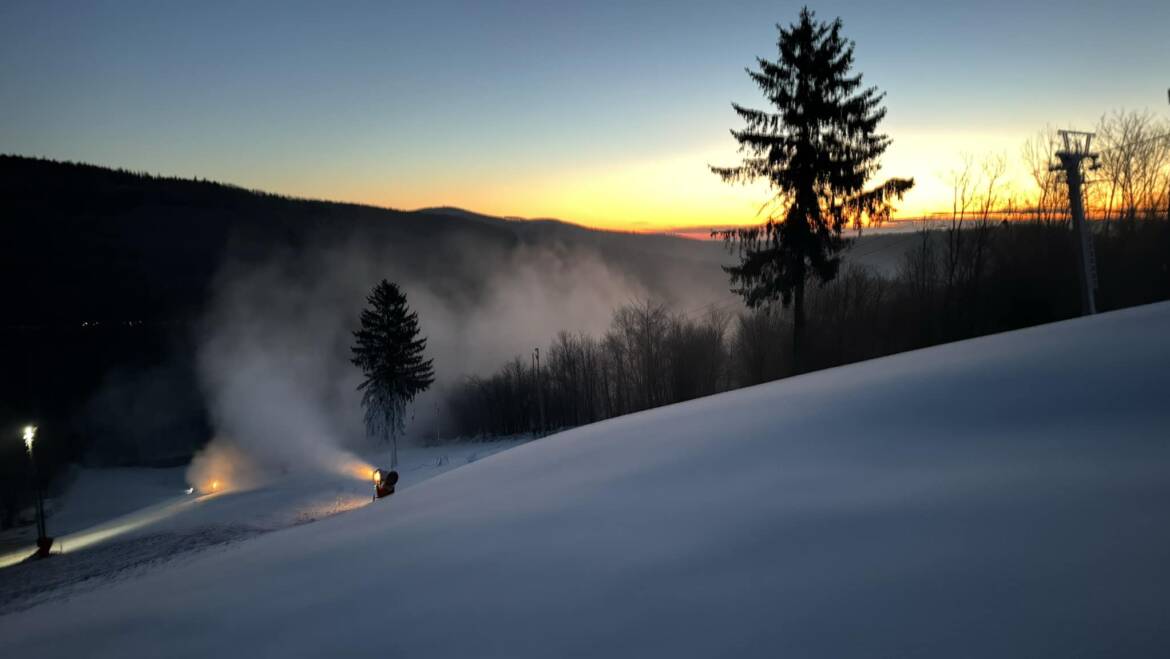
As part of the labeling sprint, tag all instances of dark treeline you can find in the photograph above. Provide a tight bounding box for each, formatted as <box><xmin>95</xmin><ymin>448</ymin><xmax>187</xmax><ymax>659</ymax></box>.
<box><xmin>447</xmin><ymin>304</ymin><xmax>734</xmax><ymax>437</ymax></box>
<box><xmin>448</xmin><ymin>216</ymin><xmax>1170</xmax><ymax>438</ymax></box>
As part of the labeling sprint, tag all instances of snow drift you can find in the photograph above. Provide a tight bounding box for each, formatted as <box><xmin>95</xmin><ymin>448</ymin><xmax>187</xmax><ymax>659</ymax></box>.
<box><xmin>2</xmin><ymin>303</ymin><xmax>1169</xmax><ymax>657</ymax></box>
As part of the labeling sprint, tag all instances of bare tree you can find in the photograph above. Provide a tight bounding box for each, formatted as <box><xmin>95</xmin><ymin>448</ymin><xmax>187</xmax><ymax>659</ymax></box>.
<box><xmin>1096</xmin><ymin>109</ymin><xmax>1170</xmax><ymax>220</ymax></box>
<box><xmin>731</xmin><ymin>308</ymin><xmax>791</xmax><ymax>386</ymax></box>
<box><xmin>898</xmin><ymin>228</ymin><xmax>938</xmax><ymax>345</ymax></box>
<box><xmin>967</xmin><ymin>153</ymin><xmax>1007</xmax><ymax>317</ymax></box>
<box><xmin>1021</xmin><ymin>126</ymin><xmax>1066</xmax><ymax>225</ymax></box>
<box><xmin>937</xmin><ymin>152</ymin><xmax>1009</xmax><ymax>336</ymax></box>
<box><xmin>943</xmin><ymin>153</ymin><xmax>975</xmax><ymax>306</ymax></box>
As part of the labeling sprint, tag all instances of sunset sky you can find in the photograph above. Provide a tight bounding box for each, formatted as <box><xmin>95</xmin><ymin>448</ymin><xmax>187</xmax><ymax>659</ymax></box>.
<box><xmin>2</xmin><ymin>1</ymin><xmax>1167</xmax><ymax>232</ymax></box>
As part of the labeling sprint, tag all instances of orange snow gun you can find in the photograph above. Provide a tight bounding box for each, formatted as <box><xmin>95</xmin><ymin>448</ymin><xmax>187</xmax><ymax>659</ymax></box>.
<box><xmin>372</xmin><ymin>468</ymin><xmax>398</xmax><ymax>500</ymax></box>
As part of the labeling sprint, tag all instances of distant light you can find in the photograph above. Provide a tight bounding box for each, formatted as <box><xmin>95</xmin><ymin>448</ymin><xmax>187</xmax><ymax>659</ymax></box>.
<box><xmin>210</xmin><ymin>480</ymin><xmax>220</xmax><ymax>492</ymax></box>
<box><xmin>22</xmin><ymin>425</ymin><xmax>37</xmax><ymax>453</ymax></box>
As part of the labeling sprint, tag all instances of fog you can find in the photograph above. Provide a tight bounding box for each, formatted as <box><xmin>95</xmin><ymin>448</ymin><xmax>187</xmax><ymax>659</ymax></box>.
<box><xmin>187</xmin><ymin>231</ymin><xmax>662</xmax><ymax>489</ymax></box>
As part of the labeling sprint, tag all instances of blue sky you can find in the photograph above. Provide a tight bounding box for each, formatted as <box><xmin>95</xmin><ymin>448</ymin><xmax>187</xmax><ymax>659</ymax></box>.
<box><xmin>2</xmin><ymin>1</ymin><xmax>1167</xmax><ymax>228</ymax></box>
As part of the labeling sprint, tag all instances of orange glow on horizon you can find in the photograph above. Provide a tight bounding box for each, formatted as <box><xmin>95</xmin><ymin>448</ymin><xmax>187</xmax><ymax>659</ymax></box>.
<box><xmin>232</xmin><ymin>130</ymin><xmax>1044</xmax><ymax>235</ymax></box>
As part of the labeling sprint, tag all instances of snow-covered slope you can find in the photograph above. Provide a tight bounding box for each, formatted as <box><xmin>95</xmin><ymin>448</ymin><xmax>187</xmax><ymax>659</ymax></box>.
<box><xmin>3</xmin><ymin>303</ymin><xmax>1169</xmax><ymax>657</ymax></box>
<box><xmin>0</xmin><ymin>440</ymin><xmax>532</xmax><ymax>606</ymax></box>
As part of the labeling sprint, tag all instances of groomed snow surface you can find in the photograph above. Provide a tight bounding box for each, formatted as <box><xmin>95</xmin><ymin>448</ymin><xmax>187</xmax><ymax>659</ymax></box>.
<box><xmin>0</xmin><ymin>440</ymin><xmax>530</xmax><ymax>610</ymax></box>
<box><xmin>3</xmin><ymin>303</ymin><xmax>1169</xmax><ymax>657</ymax></box>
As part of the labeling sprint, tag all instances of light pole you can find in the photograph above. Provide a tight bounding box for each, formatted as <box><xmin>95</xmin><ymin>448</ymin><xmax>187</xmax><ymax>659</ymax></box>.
<box><xmin>22</xmin><ymin>425</ymin><xmax>52</xmax><ymax>558</ymax></box>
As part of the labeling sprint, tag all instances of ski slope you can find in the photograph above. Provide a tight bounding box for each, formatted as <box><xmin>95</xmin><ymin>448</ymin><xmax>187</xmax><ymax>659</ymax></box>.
<box><xmin>3</xmin><ymin>303</ymin><xmax>1169</xmax><ymax>657</ymax></box>
<box><xmin>0</xmin><ymin>440</ymin><xmax>531</xmax><ymax>609</ymax></box>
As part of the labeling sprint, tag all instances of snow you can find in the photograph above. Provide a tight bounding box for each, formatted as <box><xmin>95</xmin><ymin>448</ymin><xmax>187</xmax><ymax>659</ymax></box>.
<box><xmin>3</xmin><ymin>303</ymin><xmax>1170</xmax><ymax>657</ymax></box>
<box><xmin>0</xmin><ymin>467</ymin><xmax>186</xmax><ymax>560</ymax></box>
<box><xmin>0</xmin><ymin>439</ymin><xmax>531</xmax><ymax>608</ymax></box>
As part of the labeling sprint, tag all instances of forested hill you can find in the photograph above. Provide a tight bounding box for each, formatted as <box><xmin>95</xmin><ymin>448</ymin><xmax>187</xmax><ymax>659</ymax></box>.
<box><xmin>0</xmin><ymin>155</ymin><xmax>728</xmax><ymax>327</ymax></box>
<box><xmin>0</xmin><ymin>154</ymin><xmax>731</xmax><ymax>475</ymax></box>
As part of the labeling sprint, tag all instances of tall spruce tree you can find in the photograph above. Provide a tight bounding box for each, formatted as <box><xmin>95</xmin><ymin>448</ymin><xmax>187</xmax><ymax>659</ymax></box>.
<box><xmin>712</xmin><ymin>7</ymin><xmax>913</xmax><ymax>372</ymax></box>
<box><xmin>351</xmin><ymin>280</ymin><xmax>434</xmax><ymax>467</ymax></box>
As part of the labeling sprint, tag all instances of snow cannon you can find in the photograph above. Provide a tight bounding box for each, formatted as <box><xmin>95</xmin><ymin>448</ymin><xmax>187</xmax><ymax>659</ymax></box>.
<box><xmin>372</xmin><ymin>468</ymin><xmax>398</xmax><ymax>499</ymax></box>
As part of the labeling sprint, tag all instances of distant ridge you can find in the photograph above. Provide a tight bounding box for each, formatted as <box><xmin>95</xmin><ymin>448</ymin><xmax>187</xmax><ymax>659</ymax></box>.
<box><xmin>0</xmin><ymin>154</ymin><xmax>733</xmax><ymax>322</ymax></box>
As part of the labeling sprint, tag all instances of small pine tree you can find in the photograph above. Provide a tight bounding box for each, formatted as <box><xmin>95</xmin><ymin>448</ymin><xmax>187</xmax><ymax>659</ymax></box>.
<box><xmin>712</xmin><ymin>7</ymin><xmax>913</xmax><ymax>372</ymax></box>
<box><xmin>351</xmin><ymin>280</ymin><xmax>434</xmax><ymax>467</ymax></box>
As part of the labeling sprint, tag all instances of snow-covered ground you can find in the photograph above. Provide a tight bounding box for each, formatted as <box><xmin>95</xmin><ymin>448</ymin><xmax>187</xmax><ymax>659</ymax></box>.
<box><xmin>3</xmin><ymin>303</ymin><xmax>1170</xmax><ymax>657</ymax></box>
<box><xmin>0</xmin><ymin>439</ymin><xmax>531</xmax><ymax>612</ymax></box>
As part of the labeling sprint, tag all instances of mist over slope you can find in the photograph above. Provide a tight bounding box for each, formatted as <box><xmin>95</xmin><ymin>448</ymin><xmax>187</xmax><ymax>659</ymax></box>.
<box><xmin>2</xmin><ymin>302</ymin><xmax>1167</xmax><ymax>657</ymax></box>
<box><xmin>0</xmin><ymin>154</ymin><xmax>924</xmax><ymax>486</ymax></box>
<box><xmin>0</xmin><ymin>155</ymin><xmax>734</xmax><ymax>467</ymax></box>
<box><xmin>0</xmin><ymin>156</ymin><xmax>730</xmax><ymax>326</ymax></box>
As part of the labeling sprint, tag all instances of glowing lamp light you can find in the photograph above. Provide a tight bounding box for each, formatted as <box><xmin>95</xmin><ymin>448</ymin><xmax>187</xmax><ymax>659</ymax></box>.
<box><xmin>372</xmin><ymin>468</ymin><xmax>398</xmax><ymax>500</ymax></box>
<box><xmin>23</xmin><ymin>425</ymin><xmax>37</xmax><ymax>453</ymax></box>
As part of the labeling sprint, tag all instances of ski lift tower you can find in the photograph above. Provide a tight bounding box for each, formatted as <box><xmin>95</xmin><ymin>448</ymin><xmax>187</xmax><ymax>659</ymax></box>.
<box><xmin>1051</xmin><ymin>129</ymin><xmax>1099</xmax><ymax>316</ymax></box>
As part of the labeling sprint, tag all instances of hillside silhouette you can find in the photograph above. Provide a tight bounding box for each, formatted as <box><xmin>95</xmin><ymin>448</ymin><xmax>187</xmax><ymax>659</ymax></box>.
<box><xmin>0</xmin><ymin>155</ymin><xmax>731</xmax><ymax>474</ymax></box>
<box><xmin>1</xmin><ymin>155</ymin><xmax>736</xmax><ymax>325</ymax></box>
